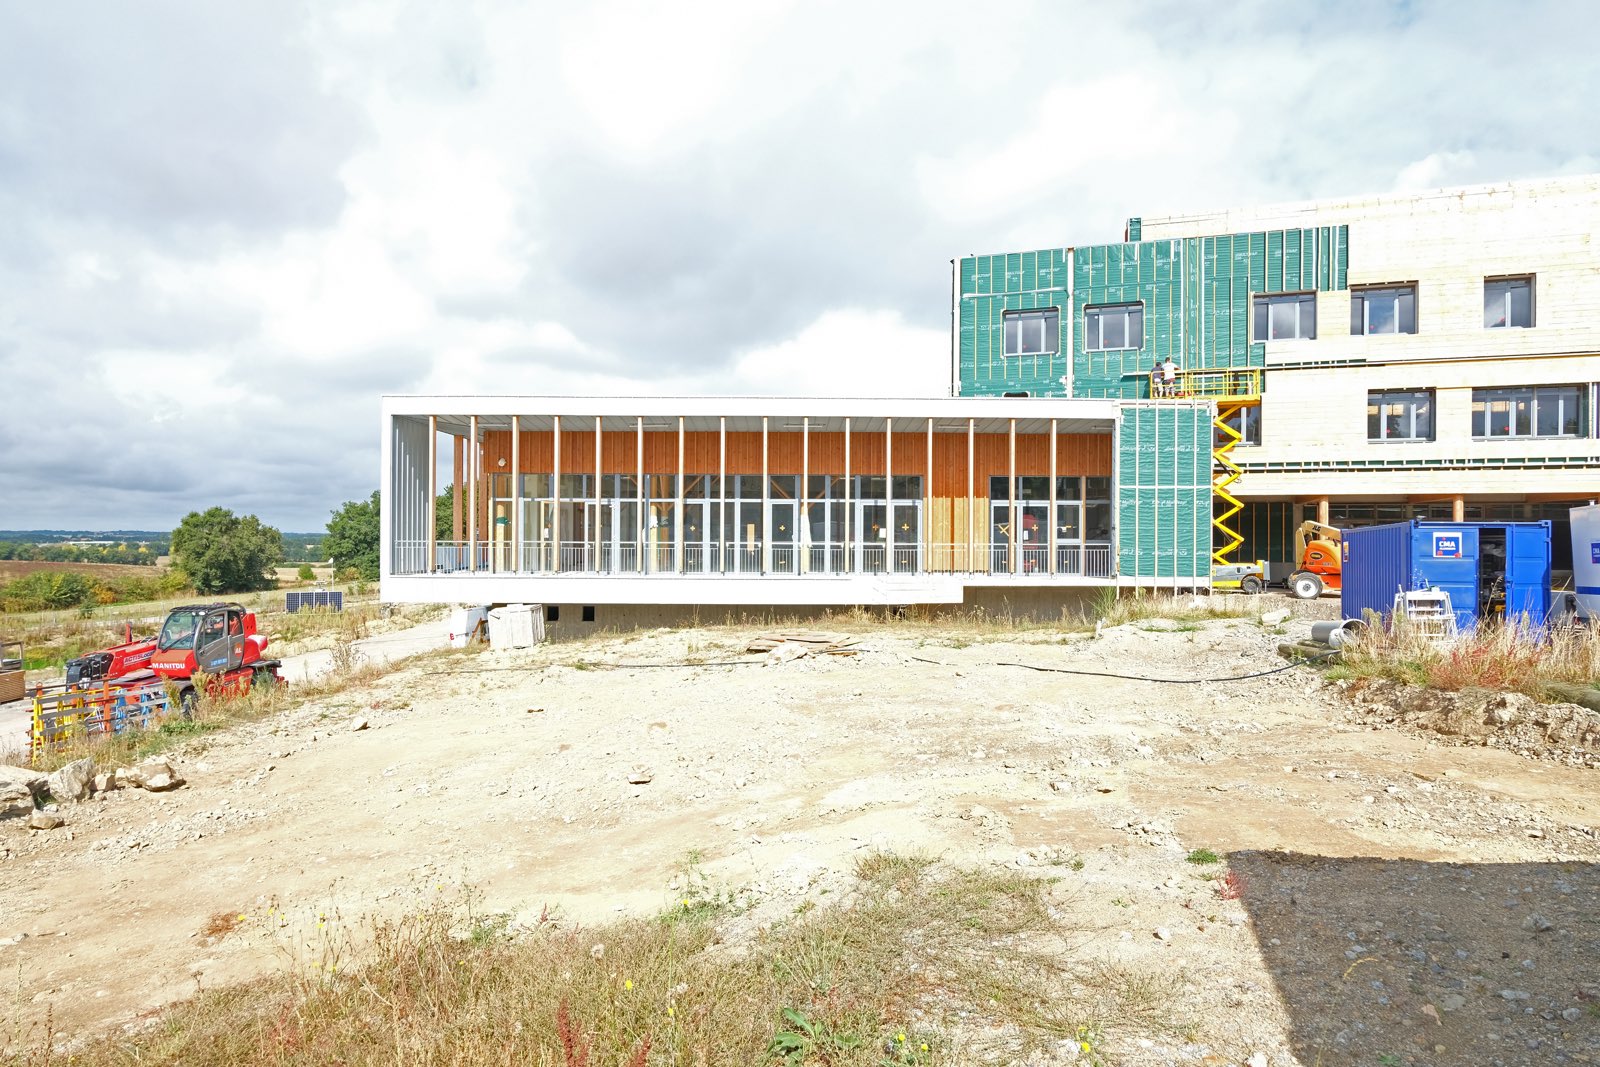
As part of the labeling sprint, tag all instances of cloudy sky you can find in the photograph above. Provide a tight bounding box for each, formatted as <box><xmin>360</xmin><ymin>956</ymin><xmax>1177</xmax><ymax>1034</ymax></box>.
<box><xmin>2</xmin><ymin>0</ymin><xmax>1596</xmax><ymax>532</ymax></box>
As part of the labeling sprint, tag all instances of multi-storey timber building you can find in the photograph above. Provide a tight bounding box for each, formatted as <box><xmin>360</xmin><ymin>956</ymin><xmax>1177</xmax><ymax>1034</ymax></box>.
<box><xmin>381</xmin><ymin>175</ymin><xmax>1599</xmax><ymax>615</ymax></box>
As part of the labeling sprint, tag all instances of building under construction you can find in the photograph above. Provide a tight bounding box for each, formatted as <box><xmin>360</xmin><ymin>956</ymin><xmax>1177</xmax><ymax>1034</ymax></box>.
<box><xmin>379</xmin><ymin>175</ymin><xmax>1600</xmax><ymax>617</ymax></box>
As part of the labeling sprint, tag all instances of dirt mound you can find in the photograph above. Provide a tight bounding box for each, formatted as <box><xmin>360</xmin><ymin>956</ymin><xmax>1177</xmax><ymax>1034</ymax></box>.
<box><xmin>1334</xmin><ymin>677</ymin><xmax>1600</xmax><ymax>767</ymax></box>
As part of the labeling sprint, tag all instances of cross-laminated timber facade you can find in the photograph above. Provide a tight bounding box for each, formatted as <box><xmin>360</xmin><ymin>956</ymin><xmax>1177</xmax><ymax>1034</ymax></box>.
<box><xmin>379</xmin><ymin>396</ymin><xmax>1214</xmax><ymax>611</ymax></box>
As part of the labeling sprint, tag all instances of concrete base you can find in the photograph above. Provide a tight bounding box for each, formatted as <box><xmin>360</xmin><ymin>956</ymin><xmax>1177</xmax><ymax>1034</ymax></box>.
<box><xmin>521</xmin><ymin>586</ymin><xmax>1111</xmax><ymax>639</ymax></box>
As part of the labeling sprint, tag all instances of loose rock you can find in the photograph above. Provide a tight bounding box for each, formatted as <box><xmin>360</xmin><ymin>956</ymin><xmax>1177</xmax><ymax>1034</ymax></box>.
<box><xmin>29</xmin><ymin>812</ymin><xmax>64</xmax><ymax>831</ymax></box>
<box><xmin>627</xmin><ymin>765</ymin><xmax>653</xmax><ymax>785</ymax></box>
<box><xmin>46</xmin><ymin>759</ymin><xmax>95</xmax><ymax>803</ymax></box>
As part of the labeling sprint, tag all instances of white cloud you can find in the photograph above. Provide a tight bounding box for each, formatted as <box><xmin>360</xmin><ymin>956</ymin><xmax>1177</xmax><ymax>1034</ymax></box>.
<box><xmin>724</xmin><ymin>309</ymin><xmax>947</xmax><ymax>398</ymax></box>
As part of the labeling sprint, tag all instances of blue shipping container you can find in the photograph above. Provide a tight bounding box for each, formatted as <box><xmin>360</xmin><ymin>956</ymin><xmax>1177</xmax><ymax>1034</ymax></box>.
<box><xmin>1340</xmin><ymin>520</ymin><xmax>1551</xmax><ymax>630</ymax></box>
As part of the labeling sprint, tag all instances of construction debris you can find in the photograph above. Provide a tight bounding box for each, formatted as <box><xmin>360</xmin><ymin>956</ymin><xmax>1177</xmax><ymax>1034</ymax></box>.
<box><xmin>744</xmin><ymin>632</ymin><xmax>860</xmax><ymax>658</ymax></box>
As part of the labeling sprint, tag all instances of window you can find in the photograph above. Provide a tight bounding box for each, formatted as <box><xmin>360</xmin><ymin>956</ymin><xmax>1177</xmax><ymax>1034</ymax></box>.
<box><xmin>1367</xmin><ymin>389</ymin><xmax>1434</xmax><ymax>442</ymax></box>
<box><xmin>1215</xmin><ymin>405</ymin><xmax>1261</xmax><ymax>447</ymax></box>
<box><xmin>1472</xmin><ymin>385</ymin><xmax>1584</xmax><ymax>438</ymax></box>
<box><xmin>1083</xmin><ymin>303</ymin><xmax>1144</xmax><ymax>351</ymax></box>
<box><xmin>1252</xmin><ymin>293</ymin><xmax>1316</xmax><ymax>340</ymax></box>
<box><xmin>1484</xmin><ymin>276</ymin><xmax>1534</xmax><ymax>328</ymax></box>
<box><xmin>1003</xmin><ymin>308</ymin><xmax>1059</xmax><ymax>357</ymax></box>
<box><xmin>1351</xmin><ymin>285</ymin><xmax>1418</xmax><ymax>335</ymax></box>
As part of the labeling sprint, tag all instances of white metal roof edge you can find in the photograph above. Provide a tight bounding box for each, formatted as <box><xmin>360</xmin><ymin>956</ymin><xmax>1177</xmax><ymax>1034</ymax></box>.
<box><xmin>381</xmin><ymin>394</ymin><xmax>1122</xmax><ymax>421</ymax></box>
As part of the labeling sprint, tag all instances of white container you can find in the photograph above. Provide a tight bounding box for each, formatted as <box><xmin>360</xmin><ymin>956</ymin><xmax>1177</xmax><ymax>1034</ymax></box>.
<box><xmin>446</xmin><ymin>606</ymin><xmax>489</xmax><ymax>648</ymax></box>
<box><xmin>487</xmin><ymin>604</ymin><xmax>542</xmax><ymax>650</ymax></box>
<box><xmin>1572</xmin><ymin>504</ymin><xmax>1600</xmax><ymax>622</ymax></box>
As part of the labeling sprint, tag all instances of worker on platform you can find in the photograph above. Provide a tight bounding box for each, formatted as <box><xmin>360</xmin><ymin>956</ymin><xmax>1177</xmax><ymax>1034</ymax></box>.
<box><xmin>1160</xmin><ymin>357</ymin><xmax>1177</xmax><ymax>397</ymax></box>
<box><xmin>1149</xmin><ymin>359</ymin><xmax>1163</xmax><ymax>398</ymax></box>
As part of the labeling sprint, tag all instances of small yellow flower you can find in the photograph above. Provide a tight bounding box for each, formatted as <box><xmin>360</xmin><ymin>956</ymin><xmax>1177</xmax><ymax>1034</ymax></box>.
<box><xmin>920</xmin><ymin>1044</ymin><xmax>929</xmax><ymax>1052</ymax></box>
<box><xmin>896</xmin><ymin>1032</ymin><xmax>906</xmax><ymax>1043</ymax></box>
<box><xmin>1080</xmin><ymin>1042</ymin><xmax>1091</xmax><ymax>1053</ymax></box>
<box><xmin>624</xmin><ymin>979</ymin><xmax>633</xmax><ymax>990</ymax></box>
<box><xmin>236</xmin><ymin>914</ymin><xmax>246</xmax><ymax>922</ymax></box>
<box><xmin>667</xmin><ymin>1006</ymin><xmax>675</xmax><ymax>1018</ymax></box>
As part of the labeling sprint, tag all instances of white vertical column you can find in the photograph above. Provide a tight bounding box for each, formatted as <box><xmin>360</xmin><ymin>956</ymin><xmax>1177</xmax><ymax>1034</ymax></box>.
<box><xmin>1048</xmin><ymin>418</ymin><xmax>1058</xmax><ymax>576</ymax></box>
<box><xmin>843</xmin><ymin>416</ymin><xmax>852</xmax><ymax>572</ymax></box>
<box><xmin>551</xmin><ymin>415</ymin><xmax>561</xmax><ymax>572</ymax></box>
<box><xmin>594</xmin><ymin>415</ymin><xmax>604</xmax><ymax>571</ymax></box>
<box><xmin>801</xmin><ymin>416</ymin><xmax>810</xmax><ymax>574</ymax></box>
<box><xmin>760</xmin><ymin>415</ymin><xmax>771</xmax><ymax>573</ymax></box>
<box><xmin>885</xmin><ymin>416</ymin><xmax>893</xmax><ymax>572</ymax></box>
<box><xmin>511</xmin><ymin>415</ymin><xmax>521</xmax><ymax>573</ymax></box>
<box><xmin>1008</xmin><ymin>417</ymin><xmax>1018</xmax><ymax>576</ymax></box>
<box><xmin>675</xmin><ymin>416</ymin><xmax>685</xmax><ymax>573</ymax></box>
<box><xmin>718</xmin><ymin>416</ymin><xmax>727</xmax><ymax>574</ymax></box>
<box><xmin>636</xmin><ymin>416</ymin><xmax>645</xmax><ymax>574</ymax></box>
<box><xmin>925</xmin><ymin>416</ymin><xmax>933</xmax><ymax>572</ymax></box>
<box><xmin>427</xmin><ymin>415</ymin><xmax>438</xmax><ymax>573</ymax></box>
<box><xmin>468</xmin><ymin>414</ymin><xmax>479</xmax><ymax>573</ymax></box>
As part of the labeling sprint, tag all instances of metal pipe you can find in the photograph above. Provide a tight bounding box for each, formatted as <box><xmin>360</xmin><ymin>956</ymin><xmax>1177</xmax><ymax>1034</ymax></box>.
<box><xmin>552</xmin><ymin>415</ymin><xmax>561</xmax><ymax>573</ymax></box>
<box><xmin>511</xmin><ymin>415</ymin><xmax>521</xmax><ymax>573</ymax></box>
<box><xmin>468</xmin><ymin>414</ymin><xmax>479</xmax><ymax>573</ymax></box>
<box><xmin>1048</xmin><ymin>417</ymin><xmax>1058</xmax><ymax>575</ymax></box>
<box><xmin>1008</xmin><ymin>417</ymin><xmax>1017</xmax><ymax>575</ymax></box>
<box><xmin>427</xmin><ymin>415</ymin><xmax>437</xmax><ymax>573</ymax></box>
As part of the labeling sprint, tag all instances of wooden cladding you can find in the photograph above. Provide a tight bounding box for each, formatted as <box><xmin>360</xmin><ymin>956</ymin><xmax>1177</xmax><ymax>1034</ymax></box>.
<box><xmin>477</xmin><ymin>429</ymin><xmax>1111</xmax><ymax>480</ymax></box>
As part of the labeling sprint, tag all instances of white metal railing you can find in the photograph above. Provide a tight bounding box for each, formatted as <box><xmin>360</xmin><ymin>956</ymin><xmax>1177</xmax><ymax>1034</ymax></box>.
<box><xmin>391</xmin><ymin>539</ymin><xmax>1115</xmax><ymax>579</ymax></box>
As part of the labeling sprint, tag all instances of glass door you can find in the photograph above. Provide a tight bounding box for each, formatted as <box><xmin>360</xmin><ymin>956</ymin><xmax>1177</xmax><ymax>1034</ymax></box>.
<box><xmin>858</xmin><ymin>502</ymin><xmax>888</xmax><ymax>573</ymax></box>
<box><xmin>888</xmin><ymin>501</ymin><xmax>920</xmax><ymax>574</ymax></box>
<box><xmin>769</xmin><ymin>500</ymin><xmax>797</xmax><ymax>574</ymax></box>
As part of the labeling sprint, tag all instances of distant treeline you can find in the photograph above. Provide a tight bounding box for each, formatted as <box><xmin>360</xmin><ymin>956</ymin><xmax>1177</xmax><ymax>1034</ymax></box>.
<box><xmin>0</xmin><ymin>541</ymin><xmax>167</xmax><ymax>565</ymax></box>
<box><xmin>0</xmin><ymin>533</ymin><xmax>324</xmax><ymax>565</ymax></box>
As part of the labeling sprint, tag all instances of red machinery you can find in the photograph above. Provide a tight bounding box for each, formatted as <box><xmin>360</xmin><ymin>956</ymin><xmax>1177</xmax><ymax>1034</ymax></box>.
<box><xmin>64</xmin><ymin>602</ymin><xmax>284</xmax><ymax>712</ymax></box>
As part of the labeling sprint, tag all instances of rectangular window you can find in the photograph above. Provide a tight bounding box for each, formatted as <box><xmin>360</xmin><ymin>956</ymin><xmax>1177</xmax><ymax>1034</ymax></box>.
<box><xmin>1215</xmin><ymin>405</ymin><xmax>1261</xmax><ymax>447</ymax></box>
<box><xmin>1083</xmin><ymin>303</ymin><xmax>1144</xmax><ymax>351</ymax></box>
<box><xmin>1471</xmin><ymin>385</ymin><xmax>1584</xmax><ymax>438</ymax></box>
<box><xmin>1367</xmin><ymin>389</ymin><xmax>1434</xmax><ymax>442</ymax></box>
<box><xmin>1484</xmin><ymin>276</ymin><xmax>1534</xmax><ymax>328</ymax></box>
<box><xmin>1351</xmin><ymin>285</ymin><xmax>1418</xmax><ymax>335</ymax></box>
<box><xmin>1252</xmin><ymin>293</ymin><xmax>1316</xmax><ymax>341</ymax></box>
<box><xmin>1002</xmin><ymin>308</ymin><xmax>1059</xmax><ymax>357</ymax></box>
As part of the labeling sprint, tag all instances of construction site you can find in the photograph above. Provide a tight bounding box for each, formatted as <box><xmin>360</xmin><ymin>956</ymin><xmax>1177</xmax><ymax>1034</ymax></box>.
<box><xmin>3</xmin><ymin>174</ymin><xmax>1599</xmax><ymax>1066</ymax></box>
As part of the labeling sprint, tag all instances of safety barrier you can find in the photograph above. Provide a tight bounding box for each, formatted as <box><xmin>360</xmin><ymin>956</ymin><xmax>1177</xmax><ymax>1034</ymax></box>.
<box><xmin>29</xmin><ymin>679</ymin><xmax>172</xmax><ymax>756</ymax></box>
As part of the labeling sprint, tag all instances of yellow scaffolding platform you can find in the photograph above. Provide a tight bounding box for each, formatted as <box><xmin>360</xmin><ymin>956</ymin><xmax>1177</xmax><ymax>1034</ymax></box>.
<box><xmin>1168</xmin><ymin>368</ymin><xmax>1262</xmax><ymax>567</ymax></box>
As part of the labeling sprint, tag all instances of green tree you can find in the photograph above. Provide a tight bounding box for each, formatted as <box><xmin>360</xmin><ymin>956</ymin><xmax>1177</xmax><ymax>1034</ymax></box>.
<box><xmin>297</xmin><ymin>563</ymin><xmax>315</xmax><ymax>581</ymax></box>
<box><xmin>325</xmin><ymin>491</ymin><xmax>380</xmax><ymax>582</ymax></box>
<box><xmin>170</xmin><ymin>507</ymin><xmax>284</xmax><ymax>594</ymax></box>
<box><xmin>435</xmin><ymin>485</ymin><xmax>455</xmax><ymax>541</ymax></box>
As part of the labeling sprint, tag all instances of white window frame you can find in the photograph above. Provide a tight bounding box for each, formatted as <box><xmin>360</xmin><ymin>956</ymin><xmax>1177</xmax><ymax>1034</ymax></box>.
<box><xmin>1083</xmin><ymin>302</ymin><xmax>1144</xmax><ymax>352</ymax></box>
<box><xmin>1484</xmin><ymin>276</ymin><xmax>1535</xmax><ymax>329</ymax></box>
<box><xmin>1002</xmin><ymin>307</ymin><xmax>1060</xmax><ymax>358</ymax></box>
<box><xmin>1351</xmin><ymin>285</ymin><xmax>1418</xmax><ymax>336</ymax></box>
<box><xmin>1367</xmin><ymin>389</ymin><xmax>1434</xmax><ymax>443</ymax></box>
<box><xmin>1215</xmin><ymin>405</ymin><xmax>1262</xmax><ymax>447</ymax></box>
<box><xmin>1252</xmin><ymin>292</ymin><xmax>1316</xmax><ymax>341</ymax></box>
<box><xmin>1471</xmin><ymin>384</ymin><xmax>1584</xmax><ymax>439</ymax></box>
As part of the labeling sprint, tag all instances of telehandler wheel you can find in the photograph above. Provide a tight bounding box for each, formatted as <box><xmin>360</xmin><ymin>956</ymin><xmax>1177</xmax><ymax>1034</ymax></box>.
<box><xmin>1289</xmin><ymin>571</ymin><xmax>1325</xmax><ymax>600</ymax></box>
<box><xmin>1239</xmin><ymin>575</ymin><xmax>1265</xmax><ymax>595</ymax></box>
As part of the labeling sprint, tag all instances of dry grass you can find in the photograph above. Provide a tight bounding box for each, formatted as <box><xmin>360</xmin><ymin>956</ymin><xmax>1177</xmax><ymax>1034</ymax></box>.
<box><xmin>12</xmin><ymin>861</ymin><xmax>1183</xmax><ymax>1066</ymax></box>
<box><xmin>1335</xmin><ymin>619</ymin><xmax>1600</xmax><ymax>699</ymax></box>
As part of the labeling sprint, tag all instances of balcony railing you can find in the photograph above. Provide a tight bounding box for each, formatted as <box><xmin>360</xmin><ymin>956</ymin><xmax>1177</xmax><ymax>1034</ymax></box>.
<box><xmin>393</xmin><ymin>540</ymin><xmax>1115</xmax><ymax>580</ymax></box>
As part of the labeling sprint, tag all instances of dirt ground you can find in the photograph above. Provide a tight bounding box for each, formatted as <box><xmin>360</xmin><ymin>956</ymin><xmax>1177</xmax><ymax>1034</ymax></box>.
<box><xmin>2</xmin><ymin>604</ymin><xmax>1597</xmax><ymax>1066</ymax></box>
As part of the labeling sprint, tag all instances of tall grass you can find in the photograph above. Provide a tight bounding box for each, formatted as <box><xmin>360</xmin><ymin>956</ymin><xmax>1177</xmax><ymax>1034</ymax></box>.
<box><xmin>1336</xmin><ymin>620</ymin><xmax>1600</xmax><ymax>699</ymax></box>
<box><xmin>11</xmin><ymin>859</ymin><xmax>1182</xmax><ymax>1066</ymax></box>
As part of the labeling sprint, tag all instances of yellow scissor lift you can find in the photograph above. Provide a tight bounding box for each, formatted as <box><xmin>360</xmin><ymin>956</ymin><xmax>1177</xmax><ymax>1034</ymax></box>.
<box><xmin>1169</xmin><ymin>367</ymin><xmax>1266</xmax><ymax>593</ymax></box>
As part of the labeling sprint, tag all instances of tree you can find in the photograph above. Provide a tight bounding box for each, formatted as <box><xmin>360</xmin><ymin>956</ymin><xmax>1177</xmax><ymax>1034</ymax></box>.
<box><xmin>435</xmin><ymin>485</ymin><xmax>455</xmax><ymax>541</ymax></box>
<box><xmin>170</xmin><ymin>507</ymin><xmax>284</xmax><ymax>594</ymax></box>
<box><xmin>325</xmin><ymin>491</ymin><xmax>380</xmax><ymax>582</ymax></box>
<box><xmin>297</xmin><ymin>563</ymin><xmax>315</xmax><ymax>581</ymax></box>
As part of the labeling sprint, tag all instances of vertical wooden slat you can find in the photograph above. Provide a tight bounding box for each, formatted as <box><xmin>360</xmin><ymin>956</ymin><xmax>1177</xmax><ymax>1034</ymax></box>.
<box><xmin>967</xmin><ymin>418</ymin><xmax>975</xmax><ymax>573</ymax></box>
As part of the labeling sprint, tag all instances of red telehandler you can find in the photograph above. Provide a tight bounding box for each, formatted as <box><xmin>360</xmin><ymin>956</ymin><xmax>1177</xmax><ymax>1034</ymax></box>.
<box><xmin>64</xmin><ymin>602</ymin><xmax>285</xmax><ymax>714</ymax></box>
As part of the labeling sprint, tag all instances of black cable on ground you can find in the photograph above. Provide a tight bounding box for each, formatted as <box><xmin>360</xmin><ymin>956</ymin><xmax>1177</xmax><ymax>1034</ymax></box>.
<box><xmin>907</xmin><ymin>650</ymin><xmax>1340</xmax><ymax>685</ymax></box>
